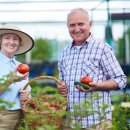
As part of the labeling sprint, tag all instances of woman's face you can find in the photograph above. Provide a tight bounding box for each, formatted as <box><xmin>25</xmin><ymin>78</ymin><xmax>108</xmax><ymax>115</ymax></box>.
<box><xmin>0</xmin><ymin>33</ymin><xmax>21</xmax><ymax>58</ymax></box>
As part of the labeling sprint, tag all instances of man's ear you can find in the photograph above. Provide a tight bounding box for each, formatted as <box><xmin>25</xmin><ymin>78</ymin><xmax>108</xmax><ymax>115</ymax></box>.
<box><xmin>0</xmin><ymin>36</ymin><xmax>2</xmax><ymax>49</ymax></box>
<box><xmin>90</xmin><ymin>21</ymin><xmax>93</xmax><ymax>27</ymax></box>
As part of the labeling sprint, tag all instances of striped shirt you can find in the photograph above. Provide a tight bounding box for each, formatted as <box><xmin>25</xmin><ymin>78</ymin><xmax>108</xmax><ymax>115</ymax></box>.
<box><xmin>58</xmin><ymin>34</ymin><xmax>127</xmax><ymax>128</ymax></box>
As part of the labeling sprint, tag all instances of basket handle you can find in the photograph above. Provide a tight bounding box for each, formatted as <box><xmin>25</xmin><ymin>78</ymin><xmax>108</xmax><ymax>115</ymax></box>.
<box><xmin>22</xmin><ymin>76</ymin><xmax>62</xmax><ymax>90</ymax></box>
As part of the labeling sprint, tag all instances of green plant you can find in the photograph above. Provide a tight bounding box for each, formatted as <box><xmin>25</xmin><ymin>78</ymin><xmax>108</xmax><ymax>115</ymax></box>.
<box><xmin>0</xmin><ymin>72</ymin><xmax>16</xmax><ymax>109</ymax></box>
<box><xmin>66</xmin><ymin>92</ymin><xmax>111</xmax><ymax>130</ymax></box>
<box><xmin>31</xmin><ymin>38</ymin><xmax>52</xmax><ymax>61</ymax></box>
<box><xmin>18</xmin><ymin>78</ymin><xmax>130</xmax><ymax>130</ymax></box>
<box><xmin>112</xmin><ymin>92</ymin><xmax>130</xmax><ymax>130</ymax></box>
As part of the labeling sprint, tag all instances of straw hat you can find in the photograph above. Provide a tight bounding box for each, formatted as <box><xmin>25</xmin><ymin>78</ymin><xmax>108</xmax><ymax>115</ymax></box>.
<box><xmin>0</xmin><ymin>24</ymin><xmax>34</xmax><ymax>55</ymax></box>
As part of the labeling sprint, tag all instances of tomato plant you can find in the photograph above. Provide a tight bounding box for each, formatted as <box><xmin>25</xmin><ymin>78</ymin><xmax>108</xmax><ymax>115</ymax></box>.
<box><xmin>80</xmin><ymin>76</ymin><xmax>92</xmax><ymax>85</ymax></box>
<box><xmin>17</xmin><ymin>63</ymin><xmax>30</xmax><ymax>74</ymax></box>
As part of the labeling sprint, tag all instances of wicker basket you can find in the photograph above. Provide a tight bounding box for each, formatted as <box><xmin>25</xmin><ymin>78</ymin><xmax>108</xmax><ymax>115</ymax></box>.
<box><xmin>21</xmin><ymin>76</ymin><xmax>67</xmax><ymax>130</ymax></box>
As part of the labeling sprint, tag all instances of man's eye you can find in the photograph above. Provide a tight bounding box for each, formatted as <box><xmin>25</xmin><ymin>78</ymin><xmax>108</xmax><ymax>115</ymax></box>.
<box><xmin>69</xmin><ymin>24</ymin><xmax>75</xmax><ymax>28</ymax></box>
<box><xmin>78</xmin><ymin>23</ymin><xmax>84</xmax><ymax>26</ymax></box>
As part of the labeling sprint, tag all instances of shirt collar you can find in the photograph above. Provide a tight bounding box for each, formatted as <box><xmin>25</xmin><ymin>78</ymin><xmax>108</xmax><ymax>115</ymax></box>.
<box><xmin>86</xmin><ymin>33</ymin><xmax>93</xmax><ymax>43</ymax></box>
<box><xmin>0</xmin><ymin>52</ymin><xmax>16</xmax><ymax>64</ymax></box>
<box><xmin>70</xmin><ymin>33</ymin><xmax>93</xmax><ymax>49</ymax></box>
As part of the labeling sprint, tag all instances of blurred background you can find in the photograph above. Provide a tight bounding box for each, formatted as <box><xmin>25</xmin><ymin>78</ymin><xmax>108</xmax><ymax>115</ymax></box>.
<box><xmin>0</xmin><ymin>0</ymin><xmax>130</xmax><ymax>92</ymax></box>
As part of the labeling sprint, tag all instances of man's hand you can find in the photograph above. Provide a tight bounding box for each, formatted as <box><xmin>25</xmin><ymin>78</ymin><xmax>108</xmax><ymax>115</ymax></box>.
<box><xmin>75</xmin><ymin>82</ymin><xmax>97</xmax><ymax>92</ymax></box>
<box><xmin>75</xmin><ymin>80</ymin><xmax>119</xmax><ymax>91</ymax></box>
<box><xmin>57</xmin><ymin>81</ymin><xmax>67</xmax><ymax>97</ymax></box>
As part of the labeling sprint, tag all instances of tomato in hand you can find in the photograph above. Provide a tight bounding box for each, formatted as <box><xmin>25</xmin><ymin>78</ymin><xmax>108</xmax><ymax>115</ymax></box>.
<box><xmin>80</xmin><ymin>76</ymin><xmax>92</xmax><ymax>85</ymax></box>
<box><xmin>17</xmin><ymin>63</ymin><xmax>30</xmax><ymax>74</ymax></box>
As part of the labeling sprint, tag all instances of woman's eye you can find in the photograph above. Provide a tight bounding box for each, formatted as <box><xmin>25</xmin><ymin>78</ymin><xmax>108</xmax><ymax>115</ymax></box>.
<box><xmin>14</xmin><ymin>38</ymin><xmax>19</xmax><ymax>41</ymax></box>
<box><xmin>5</xmin><ymin>37</ymin><xmax>10</xmax><ymax>39</ymax></box>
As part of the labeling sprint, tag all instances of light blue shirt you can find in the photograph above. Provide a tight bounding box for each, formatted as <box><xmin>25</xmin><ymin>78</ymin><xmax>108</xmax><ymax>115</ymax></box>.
<box><xmin>0</xmin><ymin>52</ymin><xmax>31</xmax><ymax>110</ymax></box>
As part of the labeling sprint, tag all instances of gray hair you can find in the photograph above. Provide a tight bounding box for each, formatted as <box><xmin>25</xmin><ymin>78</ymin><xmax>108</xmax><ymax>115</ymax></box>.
<box><xmin>67</xmin><ymin>8</ymin><xmax>90</xmax><ymax>20</ymax></box>
<box><xmin>67</xmin><ymin>8</ymin><xmax>91</xmax><ymax>27</ymax></box>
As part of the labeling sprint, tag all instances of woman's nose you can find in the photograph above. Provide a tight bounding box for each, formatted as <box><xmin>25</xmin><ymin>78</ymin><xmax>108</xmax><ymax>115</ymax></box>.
<box><xmin>9</xmin><ymin>38</ymin><xmax>15</xmax><ymax>44</ymax></box>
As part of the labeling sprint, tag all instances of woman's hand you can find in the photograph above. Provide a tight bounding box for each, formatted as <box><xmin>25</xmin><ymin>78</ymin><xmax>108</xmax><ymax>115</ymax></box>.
<box><xmin>20</xmin><ymin>90</ymin><xmax>31</xmax><ymax>101</ymax></box>
<box><xmin>8</xmin><ymin>68</ymin><xmax>29</xmax><ymax>83</ymax></box>
<box><xmin>13</xmin><ymin>72</ymin><xmax>29</xmax><ymax>82</ymax></box>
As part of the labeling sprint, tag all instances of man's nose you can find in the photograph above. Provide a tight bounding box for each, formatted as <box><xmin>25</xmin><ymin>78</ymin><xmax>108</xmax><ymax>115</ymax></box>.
<box><xmin>75</xmin><ymin>25</ymin><xmax>80</xmax><ymax>31</ymax></box>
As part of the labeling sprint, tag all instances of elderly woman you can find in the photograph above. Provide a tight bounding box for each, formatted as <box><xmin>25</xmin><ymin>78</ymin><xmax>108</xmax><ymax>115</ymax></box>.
<box><xmin>0</xmin><ymin>24</ymin><xmax>34</xmax><ymax>130</ymax></box>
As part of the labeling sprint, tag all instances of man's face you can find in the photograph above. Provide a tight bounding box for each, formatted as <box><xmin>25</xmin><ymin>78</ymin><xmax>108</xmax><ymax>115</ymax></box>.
<box><xmin>67</xmin><ymin>11</ymin><xmax>91</xmax><ymax>45</ymax></box>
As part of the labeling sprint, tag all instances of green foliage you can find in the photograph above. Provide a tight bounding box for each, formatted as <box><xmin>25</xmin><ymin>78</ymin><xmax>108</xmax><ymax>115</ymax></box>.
<box><xmin>0</xmin><ymin>72</ymin><xmax>16</xmax><ymax>109</ymax></box>
<box><xmin>66</xmin><ymin>92</ymin><xmax>110</xmax><ymax>130</ymax></box>
<box><xmin>112</xmin><ymin>92</ymin><xmax>130</xmax><ymax>130</ymax></box>
<box><xmin>0</xmin><ymin>99</ymin><xmax>15</xmax><ymax>110</ymax></box>
<box><xmin>31</xmin><ymin>38</ymin><xmax>52</xmax><ymax>61</ymax></box>
<box><xmin>116</xmin><ymin>27</ymin><xmax>130</xmax><ymax>64</ymax></box>
<box><xmin>19</xmin><ymin>79</ymin><xmax>130</xmax><ymax>130</ymax></box>
<box><xmin>112</xmin><ymin>104</ymin><xmax>129</xmax><ymax>130</ymax></box>
<box><xmin>15</xmin><ymin>53</ymin><xmax>26</xmax><ymax>63</ymax></box>
<box><xmin>116</xmin><ymin>37</ymin><xmax>125</xmax><ymax>63</ymax></box>
<box><xmin>16</xmin><ymin>37</ymin><xmax>54</xmax><ymax>62</ymax></box>
<box><xmin>105</xmin><ymin>25</ymin><xmax>113</xmax><ymax>46</ymax></box>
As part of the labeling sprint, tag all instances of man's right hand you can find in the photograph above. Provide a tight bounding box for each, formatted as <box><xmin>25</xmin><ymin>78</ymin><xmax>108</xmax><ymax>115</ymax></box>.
<box><xmin>57</xmin><ymin>81</ymin><xmax>67</xmax><ymax>97</ymax></box>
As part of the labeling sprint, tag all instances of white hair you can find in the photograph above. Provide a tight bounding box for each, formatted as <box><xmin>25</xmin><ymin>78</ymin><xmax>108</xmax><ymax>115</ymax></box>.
<box><xmin>67</xmin><ymin>8</ymin><xmax>90</xmax><ymax>20</ymax></box>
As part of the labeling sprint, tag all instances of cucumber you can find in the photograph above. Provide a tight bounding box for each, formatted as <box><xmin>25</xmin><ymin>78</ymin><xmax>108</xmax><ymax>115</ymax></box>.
<box><xmin>74</xmin><ymin>82</ymin><xmax>90</xmax><ymax>90</ymax></box>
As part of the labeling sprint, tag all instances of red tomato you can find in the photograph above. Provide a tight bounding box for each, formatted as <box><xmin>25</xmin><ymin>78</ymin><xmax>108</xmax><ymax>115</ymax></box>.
<box><xmin>80</xmin><ymin>76</ymin><xmax>92</xmax><ymax>85</ymax></box>
<box><xmin>47</xmin><ymin>104</ymin><xmax>55</xmax><ymax>110</ymax></box>
<box><xmin>17</xmin><ymin>64</ymin><xmax>30</xmax><ymax>74</ymax></box>
<box><xmin>30</xmin><ymin>103</ymin><xmax>36</xmax><ymax>109</ymax></box>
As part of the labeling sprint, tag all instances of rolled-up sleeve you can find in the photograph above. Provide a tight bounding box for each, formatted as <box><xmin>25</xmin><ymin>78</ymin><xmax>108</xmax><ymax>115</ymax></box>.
<box><xmin>101</xmin><ymin>45</ymin><xmax>127</xmax><ymax>89</ymax></box>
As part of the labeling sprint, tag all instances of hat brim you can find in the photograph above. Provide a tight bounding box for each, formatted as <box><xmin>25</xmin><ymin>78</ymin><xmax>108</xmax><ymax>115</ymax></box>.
<box><xmin>0</xmin><ymin>29</ymin><xmax>34</xmax><ymax>55</ymax></box>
